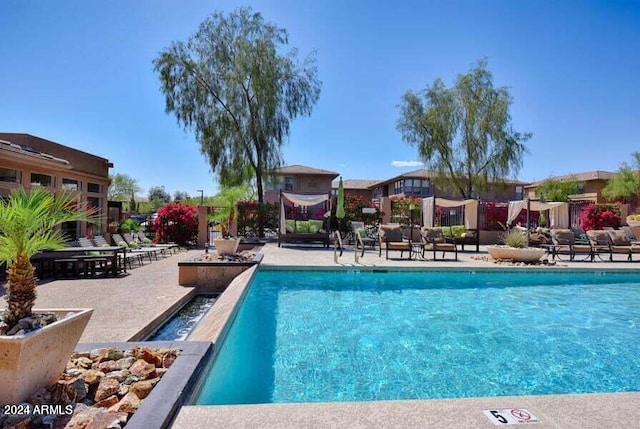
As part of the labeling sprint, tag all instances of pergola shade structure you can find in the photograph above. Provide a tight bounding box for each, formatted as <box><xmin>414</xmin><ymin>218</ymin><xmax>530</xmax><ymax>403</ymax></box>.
<box><xmin>278</xmin><ymin>192</ymin><xmax>331</xmax><ymax>248</ymax></box>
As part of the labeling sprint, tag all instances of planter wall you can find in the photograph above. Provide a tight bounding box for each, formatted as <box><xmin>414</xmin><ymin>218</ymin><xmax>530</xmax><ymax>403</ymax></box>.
<box><xmin>487</xmin><ymin>246</ymin><xmax>546</xmax><ymax>263</ymax></box>
<box><xmin>0</xmin><ymin>308</ymin><xmax>93</xmax><ymax>405</ymax></box>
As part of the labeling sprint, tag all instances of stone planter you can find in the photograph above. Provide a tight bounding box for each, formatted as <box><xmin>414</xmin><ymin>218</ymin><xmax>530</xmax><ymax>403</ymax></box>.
<box><xmin>486</xmin><ymin>245</ymin><xmax>546</xmax><ymax>263</ymax></box>
<box><xmin>213</xmin><ymin>238</ymin><xmax>240</xmax><ymax>256</ymax></box>
<box><xmin>0</xmin><ymin>308</ymin><xmax>93</xmax><ymax>405</ymax></box>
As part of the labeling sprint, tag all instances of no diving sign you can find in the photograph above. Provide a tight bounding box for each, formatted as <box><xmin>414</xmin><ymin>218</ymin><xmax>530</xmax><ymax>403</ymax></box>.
<box><xmin>483</xmin><ymin>408</ymin><xmax>540</xmax><ymax>425</ymax></box>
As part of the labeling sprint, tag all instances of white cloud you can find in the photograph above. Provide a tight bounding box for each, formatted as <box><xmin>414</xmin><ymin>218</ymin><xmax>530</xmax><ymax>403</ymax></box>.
<box><xmin>391</xmin><ymin>160</ymin><xmax>424</xmax><ymax>168</ymax></box>
<box><xmin>338</xmin><ymin>163</ymin><xmax>346</xmax><ymax>167</ymax></box>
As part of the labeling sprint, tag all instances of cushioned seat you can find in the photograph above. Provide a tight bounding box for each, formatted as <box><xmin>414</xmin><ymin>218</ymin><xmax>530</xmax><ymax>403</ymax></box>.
<box><xmin>420</xmin><ymin>227</ymin><xmax>458</xmax><ymax>261</ymax></box>
<box><xmin>378</xmin><ymin>224</ymin><xmax>410</xmax><ymax>259</ymax></box>
<box><xmin>550</xmin><ymin>229</ymin><xmax>594</xmax><ymax>261</ymax></box>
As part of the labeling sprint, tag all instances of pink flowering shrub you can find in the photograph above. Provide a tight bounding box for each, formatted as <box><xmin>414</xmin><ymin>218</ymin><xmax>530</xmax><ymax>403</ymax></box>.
<box><xmin>152</xmin><ymin>202</ymin><xmax>198</xmax><ymax>244</ymax></box>
<box><xmin>579</xmin><ymin>204</ymin><xmax>621</xmax><ymax>231</ymax></box>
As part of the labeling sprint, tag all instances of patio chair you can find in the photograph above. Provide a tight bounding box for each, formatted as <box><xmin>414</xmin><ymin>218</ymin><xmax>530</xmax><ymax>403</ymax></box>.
<box><xmin>351</xmin><ymin>221</ymin><xmax>376</xmax><ymax>257</ymax></box>
<box><xmin>420</xmin><ymin>227</ymin><xmax>458</xmax><ymax>261</ymax></box>
<box><xmin>112</xmin><ymin>233</ymin><xmax>157</xmax><ymax>263</ymax></box>
<box><xmin>548</xmin><ymin>229</ymin><xmax>593</xmax><ymax>261</ymax></box>
<box><xmin>378</xmin><ymin>224</ymin><xmax>411</xmax><ymax>260</ymax></box>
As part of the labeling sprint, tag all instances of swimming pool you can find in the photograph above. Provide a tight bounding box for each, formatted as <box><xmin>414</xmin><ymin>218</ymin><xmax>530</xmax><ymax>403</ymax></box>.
<box><xmin>195</xmin><ymin>270</ymin><xmax>640</xmax><ymax>405</ymax></box>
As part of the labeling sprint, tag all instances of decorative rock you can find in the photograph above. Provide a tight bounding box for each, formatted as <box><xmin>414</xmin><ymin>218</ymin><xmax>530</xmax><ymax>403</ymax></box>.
<box><xmin>116</xmin><ymin>356</ymin><xmax>137</xmax><ymax>370</ymax></box>
<box><xmin>75</xmin><ymin>356</ymin><xmax>94</xmax><ymax>369</ymax></box>
<box><xmin>129</xmin><ymin>359</ymin><xmax>156</xmax><ymax>380</ymax></box>
<box><xmin>86</xmin><ymin>410</ymin><xmax>128</xmax><ymax>429</ymax></box>
<box><xmin>94</xmin><ymin>378</ymin><xmax>120</xmax><ymax>402</ymax></box>
<box><xmin>129</xmin><ymin>380</ymin><xmax>154</xmax><ymax>399</ymax></box>
<box><xmin>95</xmin><ymin>394</ymin><xmax>119</xmax><ymax>409</ymax></box>
<box><xmin>83</xmin><ymin>369</ymin><xmax>105</xmax><ymax>386</ymax></box>
<box><xmin>123</xmin><ymin>375</ymin><xmax>140</xmax><ymax>385</ymax></box>
<box><xmin>59</xmin><ymin>376</ymin><xmax>88</xmax><ymax>402</ymax></box>
<box><xmin>107</xmin><ymin>348</ymin><xmax>125</xmax><ymax>361</ymax></box>
<box><xmin>90</xmin><ymin>348</ymin><xmax>109</xmax><ymax>362</ymax></box>
<box><xmin>1</xmin><ymin>414</ymin><xmax>32</xmax><ymax>429</ymax></box>
<box><xmin>65</xmin><ymin>406</ymin><xmax>126</xmax><ymax>429</ymax></box>
<box><xmin>66</xmin><ymin>368</ymin><xmax>83</xmax><ymax>378</ymax></box>
<box><xmin>162</xmin><ymin>350</ymin><xmax>178</xmax><ymax>368</ymax></box>
<box><xmin>105</xmin><ymin>370</ymin><xmax>129</xmax><ymax>382</ymax></box>
<box><xmin>109</xmin><ymin>392</ymin><xmax>141</xmax><ymax>414</ymax></box>
<box><xmin>134</xmin><ymin>346</ymin><xmax>162</xmax><ymax>366</ymax></box>
<box><xmin>117</xmin><ymin>384</ymin><xmax>130</xmax><ymax>397</ymax></box>
<box><xmin>98</xmin><ymin>360</ymin><xmax>120</xmax><ymax>373</ymax></box>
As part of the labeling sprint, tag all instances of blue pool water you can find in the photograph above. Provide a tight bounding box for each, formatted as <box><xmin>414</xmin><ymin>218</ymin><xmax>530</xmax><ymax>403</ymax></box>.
<box><xmin>196</xmin><ymin>270</ymin><xmax>640</xmax><ymax>405</ymax></box>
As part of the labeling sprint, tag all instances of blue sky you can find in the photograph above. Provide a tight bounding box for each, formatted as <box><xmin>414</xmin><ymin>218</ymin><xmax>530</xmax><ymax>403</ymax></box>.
<box><xmin>1</xmin><ymin>1</ymin><xmax>638</xmax><ymax>197</ymax></box>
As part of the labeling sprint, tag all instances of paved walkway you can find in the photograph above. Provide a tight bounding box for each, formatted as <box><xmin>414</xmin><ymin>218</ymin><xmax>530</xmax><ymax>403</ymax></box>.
<box><xmin>0</xmin><ymin>249</ymin><xmax>199</xmax><ymax>342</ymax></box>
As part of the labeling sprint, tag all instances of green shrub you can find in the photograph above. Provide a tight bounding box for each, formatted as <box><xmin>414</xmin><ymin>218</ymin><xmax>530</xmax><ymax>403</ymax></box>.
<box><xmin>501</xmin><ymin>230</ymin><xmax>526</xmax><ymax>248</ymax></box>
<box><xmin>119</xmin><ymin>218</ymin><xmax>140</xmax><ymax>233</ymax></box>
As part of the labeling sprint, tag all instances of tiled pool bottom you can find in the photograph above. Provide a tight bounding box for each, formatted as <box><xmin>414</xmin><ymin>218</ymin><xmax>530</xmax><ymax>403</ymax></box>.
<box><xmin>195</xmin><ymin>270</ymin><xmax>640</xmax><ymax>405</ymax></box>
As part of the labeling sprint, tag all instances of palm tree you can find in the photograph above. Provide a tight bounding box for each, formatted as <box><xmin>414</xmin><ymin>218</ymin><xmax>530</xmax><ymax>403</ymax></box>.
<box><xmin>0</xmin><ymin>187</ymin><xmax>98</xmax><ymax>331</ymax></box>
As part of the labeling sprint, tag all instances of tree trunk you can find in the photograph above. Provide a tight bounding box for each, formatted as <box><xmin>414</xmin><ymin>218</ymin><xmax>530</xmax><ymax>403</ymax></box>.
<box><xmin>4</xmin><ymin>254</ymin><xmax>37</xmax><ymax>329</ymax></box>
<box><xmin>256</xmin><ymin>169</ymin><xmax>265</xmax><ymax>237</ymax></box>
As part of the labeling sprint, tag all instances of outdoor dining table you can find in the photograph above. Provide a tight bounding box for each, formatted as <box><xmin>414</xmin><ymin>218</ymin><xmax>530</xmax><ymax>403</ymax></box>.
<box><xmin>40</xmin><ymin>245</ymin><xmax>127</xmax><ymax>276</ymax></box>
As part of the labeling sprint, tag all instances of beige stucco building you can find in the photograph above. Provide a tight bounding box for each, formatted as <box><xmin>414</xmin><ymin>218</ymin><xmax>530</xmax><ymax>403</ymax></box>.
<box><xmin>264</xmin><ymin>165</ymin><xmax>339</xmax><ymax>204</ymax></box>
<box><xmin>0</xmin><ymin>133</ymin><xmax>112</xmax><ymax>240</ymax></box>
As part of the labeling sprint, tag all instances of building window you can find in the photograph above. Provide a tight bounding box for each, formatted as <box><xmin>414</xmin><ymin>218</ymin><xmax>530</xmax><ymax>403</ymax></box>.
<box><xmin>87</xmin><ymin>196</ymin><xmax>102</xmax><ymax>235</ymax></box>
<box><xmin>393</xmin><ymin>180</ymin><xmax>404</xmax><ymax>195</ymax></box>
<box><xmin>576</xmin><ymin>183</ymin><xmax>585</xmax><ymax>194</ymax></box>
<box><xmin>87</xmin><ymin>182</ymin><xmax>101</xmax><ymax>193</ymax></box>
<box><xmin>372</xmin><ymin>187</ymin><xmax>383</xmax><ymax>199</ymax></box>
<box><xmin>284</xmin><ymin>176</ymin><xmax>294</xmax><ymax>192</ymax></box>
<box><xmin>30</xmin><ymin>173</ymin><xmax>54</xmax><ymax>187</ymax></box>
<box><xmin>515</xmin><ymin>186</ymin><xmax>524</xmax><ymax>200</ymax></box>
<box><xmin>402</xmin><ymin>179</ymin><xmax>430</xmax><ymax>196</ymax></box>
<box><xmin>62</xmin><ymin>178</ymin><xmax>80</xmax><ymax>191</ymax></box>
<box><xmin>0</xmin><ymin>167</ymin><xmax>20</xmax><ymax>183</ymax></box>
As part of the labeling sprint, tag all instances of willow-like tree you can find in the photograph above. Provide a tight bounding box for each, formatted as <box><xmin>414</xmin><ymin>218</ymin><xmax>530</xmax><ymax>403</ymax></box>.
<box><xmin>397</xmin><ymin>59</ymin><xmax>531</xmax><ymax>199</ymax></box>
<box><xmin>153</xmin><ymin>7</ymin><xmax>321</xmax><ymax>203</ymax></box>
<box><xmin>602</xmin><ymin>152</ymin><xmax>640</xmax><ymax>202</ymax></box>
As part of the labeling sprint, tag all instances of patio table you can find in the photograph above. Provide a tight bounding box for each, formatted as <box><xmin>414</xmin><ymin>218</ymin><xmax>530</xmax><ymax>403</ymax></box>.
<box><xmin>40</xmin><ymin>246</ymin><xmax>127</xmax><ymax>276</ymax></box>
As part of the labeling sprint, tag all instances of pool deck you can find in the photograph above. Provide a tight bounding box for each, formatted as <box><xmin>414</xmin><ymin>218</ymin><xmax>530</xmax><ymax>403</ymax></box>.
<box><xmin>2</xmin><ymin>243</ymin><xmax>640</xmax><ymax>428</ymax></box>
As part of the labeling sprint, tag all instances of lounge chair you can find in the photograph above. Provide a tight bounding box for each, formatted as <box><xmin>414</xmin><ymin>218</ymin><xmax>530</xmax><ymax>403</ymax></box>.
<box><xmin>122</xmin><ymin>233</ymin><xmax>169</xmax><ymax>257</ymax></box>
<box><xmin>587</xmin><ymin>229</ymin><xmax>640</xmax><ymax>262</ymax></box>
<box><xmin>135</xmin><ymin>232</ymin><xmax>179</xmax><ymax>254</ymax></box>
<box><xmin>112</xmin><ymin>233</ymin><xmax>157</xmax><ymax>263</ymax></box>
<box><xmin>378</xmin><ymin>224</ymin><xmax>411</xmax><ymax>260</ymax></box>
<box><xmin>549</xmin><ymin>229</ymin><xmax>593</xmax><ymax>261</ymax></box>
<box><xmin>620</xmin><ymin>226</ymin><xmax>640</xmax><ymax>245</ymax></box>
<box><xmin>420</xmin><ymin>227</ymin><xmax>458</xmax><ymax>261</ymax></box>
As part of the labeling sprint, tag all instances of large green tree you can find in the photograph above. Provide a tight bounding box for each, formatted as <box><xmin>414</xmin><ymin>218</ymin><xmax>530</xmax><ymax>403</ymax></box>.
<box><xmin>397</xmin><ymin>59</ymin><xmax>531</xmax><ymax>199</ymax></box>
<box><xmin>153</xmin><ymin>7</ymin><xmax>321</xmax><ymax>203</ymax></box>
<box><xmin>108</xmin><ymin>173</ymin><xmax>143</xmax><ymax>212</ymax></box>
<box><xmin>148</xmin><ymin>186</ymin><xmax>171</xmax><ymax>210</ymax></box>
<box><xmin>602</xmin><ymin>152</ymin><xmax>640</xmax><ymax>202</ymax></box>
<box><xmin>537</xmin><ymin>176</ymin><xmax>581</xmax><ymax>202</ymax></box>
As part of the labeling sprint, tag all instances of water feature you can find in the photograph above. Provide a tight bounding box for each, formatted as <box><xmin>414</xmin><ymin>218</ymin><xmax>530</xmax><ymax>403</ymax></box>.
<box><xmin>148</xmin><ymin>295</ymin><xmax>217</xmax><ymax>341</ymax></box>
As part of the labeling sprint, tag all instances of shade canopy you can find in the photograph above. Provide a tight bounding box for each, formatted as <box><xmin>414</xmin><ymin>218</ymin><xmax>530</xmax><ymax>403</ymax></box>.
<box><xmin>422</xmin><ymin>197</ymin><xmax>479</xmax><ymax>229</ymax></box>
<box><xmin>506</xmin><ymin>200</ymin><xmax>569</xmax><ymax>228</ymax></box>
<box><xmin>279</xmin><ymin>192</ymin><xmax>331</xmax><ymax>234</ymax></box>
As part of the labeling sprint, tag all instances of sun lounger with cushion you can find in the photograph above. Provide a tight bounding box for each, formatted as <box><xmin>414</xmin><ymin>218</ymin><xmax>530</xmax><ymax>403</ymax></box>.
<box><xmin>549</xmin><ymin>229</ymin><xmax>594</xmax><ymax>261</ymax></box>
